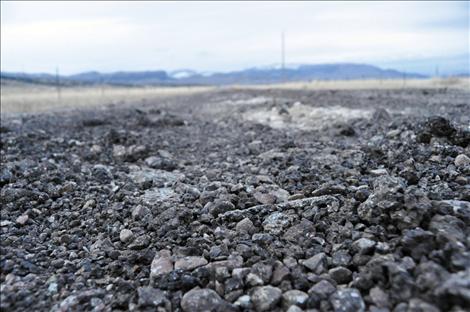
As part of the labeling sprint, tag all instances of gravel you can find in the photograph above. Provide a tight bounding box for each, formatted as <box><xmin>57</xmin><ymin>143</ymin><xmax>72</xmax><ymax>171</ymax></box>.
<box><xmin>1</xmin><ymin>88</ymin><xmax>469</xmax><ymax>311</ymax></box>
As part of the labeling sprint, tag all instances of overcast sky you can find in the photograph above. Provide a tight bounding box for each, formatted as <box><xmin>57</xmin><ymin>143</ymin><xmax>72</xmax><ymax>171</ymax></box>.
<box><xmin>1</xmin><ymin>1</ymin><xmax>469</xmax><ymax>75</ymax></box>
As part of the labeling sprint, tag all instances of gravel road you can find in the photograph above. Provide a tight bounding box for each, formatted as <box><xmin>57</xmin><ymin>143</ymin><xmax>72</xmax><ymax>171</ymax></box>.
<box><xmin>1</xmin><ymin>88</ymin><xmax>469</xmax><ymax>311</ymax></box>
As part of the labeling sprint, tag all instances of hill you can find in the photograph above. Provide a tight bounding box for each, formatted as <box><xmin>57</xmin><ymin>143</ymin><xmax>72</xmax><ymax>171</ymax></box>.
<box><xmin>1</xmin><ymin>63</ymin><xmax>428</xmax><ymax>86</ymax></box>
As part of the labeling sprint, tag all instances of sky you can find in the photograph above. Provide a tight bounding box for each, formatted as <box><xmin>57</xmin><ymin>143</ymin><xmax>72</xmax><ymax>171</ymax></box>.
<box><xmin>1</xmin><ymin>1</ymin><xmax>469</xmax><ymax>75</ymax></box>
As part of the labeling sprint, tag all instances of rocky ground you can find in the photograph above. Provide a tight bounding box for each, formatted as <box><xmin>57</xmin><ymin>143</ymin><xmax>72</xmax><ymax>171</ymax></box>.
<box><xmin>1</xmin><ymin>88</ymin><xmax>470</xmax><ymax>312</ymax></box>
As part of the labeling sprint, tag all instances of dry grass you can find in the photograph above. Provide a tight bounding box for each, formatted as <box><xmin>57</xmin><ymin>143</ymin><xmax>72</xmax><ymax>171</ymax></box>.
<box><xmin>238</xmin><ymin>77</ymin><xmax>470</xmax><ymax>91</ymax></box>
<box><xmin>2</xmin><ymin>78</ymin><xmax>469</xmax><ymax>114</ymax></box>
<box><xmin>1</xmin><ymin>83</ymin><xmax>214</xmax><ymax>114</ymax></box>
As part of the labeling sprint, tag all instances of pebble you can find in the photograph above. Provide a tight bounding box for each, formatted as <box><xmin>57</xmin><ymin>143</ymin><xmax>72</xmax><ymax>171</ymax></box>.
<box><xmin>15</xmin><ymin>215</ymin><xmax>29</xmax><ymax>226</ymax></box>
<box><xmin>251</xmin><ymin>286</ymin><xmax>282</xmax><ymax>311</ymax></box>
<box><xmin>181</xmin><ymin>288</ymin><xmax>227</xmax><ymax>312</ymax></box>
<box><xmin>174</xmin><ymin>256</ymin><xmax>208</xmax><ymax>271</ymax></box>
<box><xmin>454</xmin><ymin>154</ymin><xmax>470</xmax><ymax>167</ymax></box>
<box><xmin>119</xmin><ymin>229</ymin><xmax>134</xmax><ymax>243</ymax></box>
<box><xmin>235</xmin><ymin>217</ymin><xmax>256</xmax><ymax>234</ymax></box>
<box><xmin>351</xmin><ymin>238</ymin><xmax>376</xmax><ymax>255</ymax></box>
<box><xmin>282</xmin><ymin>289</ymin><xmax>309</xmax><ymax>308</ymax></box>
<box><xmin>150</xmin><ymin>252</ymin><xmax>173</xmax><ymax>278</ymax></box>
<box><xmin>302</xmin><ymin>253</ymin><xmax>328</xmax><ymax>274</ymax></box>
<box><xmin>330</xmin><ymin>288</ymin><xmax>366</xmax><ymax>312</ymax></box>
<box><xmin>329</xmin><ymin>266</ymin><xmax>353</xmax><ymax>284</ymax></box>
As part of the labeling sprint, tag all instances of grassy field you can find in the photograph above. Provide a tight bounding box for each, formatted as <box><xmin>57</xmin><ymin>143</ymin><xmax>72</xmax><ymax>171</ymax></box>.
<box><xmin>1</xmin><ymin>82</ymin><xmax>214</xmax><ymax>114</ymax></box>
<box><xmin>1</xmin><ymin>78</ymin><xmax>469</xmax><ymax>114</ymax></box>
<box><xmin>239</xmin><ymin>77</ymin><xmax>470</xmax><ymax>91</ymax></box>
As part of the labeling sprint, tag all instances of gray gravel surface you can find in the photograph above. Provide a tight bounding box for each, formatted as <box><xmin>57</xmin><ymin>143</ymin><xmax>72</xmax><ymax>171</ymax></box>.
<box><xmin>1</xmin><ymin>88</ymin><xmax>469</xmax><ymax>311</ymax></box>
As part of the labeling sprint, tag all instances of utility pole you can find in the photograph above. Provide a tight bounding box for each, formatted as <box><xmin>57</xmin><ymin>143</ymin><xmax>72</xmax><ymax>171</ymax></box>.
<box><xmin>100</xmin><ymin>74</ymin><xmax>105</xmax><ymax>97</ymax></box>
<box><xmin>281</xmin><ymin>31</ymin><xmax>285</xmax><ymax>83</ymax></box>
<box><xmin>55</xmin><ymin>67</ymin><xmax>61</xmax><ymax>103</ymax></box>
<box><xmin>435</xmin><ymin>65</ymin><xmax>439</xmax><ymax>78</ymax></box>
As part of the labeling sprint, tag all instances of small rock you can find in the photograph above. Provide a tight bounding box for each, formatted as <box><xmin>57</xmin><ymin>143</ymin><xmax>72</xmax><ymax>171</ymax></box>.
<box><xmin>426</xmin><ymin>116</ymin><xmax>456</xmax><ymax>137</ymax></box>
<box><xmin>246</xmin><ymin>273</ymin><xmax>264</xmax><ymax>286</ymax></box>
<box><xmin>83</xmin><ymin>199</ymin><xmax>95</xmax><ymax>209</ymax></box>
<box><xmin>128</xmin><ymin>234</ymin><xmax>149</xmax><ymax>250</ymax></box>
<box><xmin>16</xmin><ymin>215</ymin><xmax>29</xmax><ymax>226</ymax></box>
<box><xmin>271</xmin><ymin>262</ymin><xmax>290</xmax><ymax>285</ymax></box>
<box><xmin>286</xmin><ymin>305</ymin><xmax>303</xmax><ymax>312</ymax></box>
<box><xmin>455</xmin><ymin>154</ymin><xmax>470</xmax><ymax>168</ymax></box>
<box><xmin>232</xmin><ymin>268</ymin><xmax>251</xmax><ymax>280</ymax></box>
<box><xmin>1</xmin><ymin>220</ymin><xmax>13</xmax><ymax>227</ymax></box>
<box><xmin>351</xmin><ymin>238</ymin><xmax>376</xmax><ymax>255</ymax></box>
<box><xmin>48</xmin><ymin>282</ymin><xmax>59</xmax><ymax>293</ymax></box>
<box><xmin>236</xmin><ymin>218</ymin><xmax>256</xmax><ymax>234</ymax></box>
<box><xmin>251</xmin><ymin>262</ymin><xmax>273</xmax><ymax>284</ymax></box>
<box><xmin>119</xmin><ymin>229</ymin><xmax>134</xmax><ymax>243</ymax></box>
<box><xmin>262</xmin><ymin>212</ymin><xmax>292</xmax><ymax>235</ymax></box>
<box><xmin>210</xmin><ymin>201</ymin><xmax>235</xmax><ymax>217</ymax></box>
<box><xmin>132</xmin><ymin>205</ymin><xmax>151</xmax><ymax>221</ymax></box>
<box><xmin>330</xmin><ymin>288</ymin><xmax>365</xmax><ymax>312</ymax></box>
<box><xmin>282</xmin><ymin>289</ymin><xmax>308</xmax><ymax>308</ymax></box>
<box><xmin>150</xmin><ymin>252</ymin><xmax>173</xmax><ymax>279</ymax></box>
<box><xmin>251</xmin><ymin>286</ymin><xmax>282</xmax><ymax>311</ymax></box>
<box><xmin>332</xmin><ymin>250</ymin><xmax>352</xmax><ymax>266</ymax></box>
<box><xmin>254</xmin><ymin>192</ymin><xmax>277</xmax><ymax>205</ymax></box>
<box><xmin>234</xmin><ymin>295</ymin><xmax>251</xmax><ymax>309</ymax></box>
<box><xmin>181</xmin><ymin>288</ymin><xmax>227</xmax><ymax>312</ymax></box>
<box><xmin>137</xmin><ymin>287</ymin><xmax>169</xmax><ymax>308</ymax></box>
<box><xmin>408</xmin><ymin>298</ymin><xmax>440</xmax><ymax>312</ymax></box>
<box><xmin>434</xmin><ymin>268</ymin><xmax>470</xmax><ymax>306</ymax></box>
<box><xmin>329</xmin><ymin>266</ymin><xmax>353</xmax><ymax>284</ymax></box>
<box><xmin>370</xmin><ymin>169</ymin><xmax>388</xmax><ymax>176</ymax></box>
<box><xmin>302</xmin><ymin>253</ymin><xmax>328</xmax><ymax>274</ymax></box>
<box><xmin>252</xmin><ymin>233</ymin><xmax>274</xmax><ymax>244</ymax></box>
<box><xmin>175</xmin><ymin>256</ymin><xmax>208</xmax><ymax>271</ymax></box>
<box><xmin>401</xmin><ymin>228</ymin><xmax>435</xmax><ymax>260</ymax></box>
<box><xmin>369</xmin><ymin>287</ymin><xmax>389</xmax><ymax>308</ymax></box>
<box><xmin>308</xmin><ymin>280</ymin><xmax>336</xmax><ymax>300</ymax></box>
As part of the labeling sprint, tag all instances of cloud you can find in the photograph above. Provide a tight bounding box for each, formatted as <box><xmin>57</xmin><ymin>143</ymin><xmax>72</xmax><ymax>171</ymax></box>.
<box><xmin>1</xmin><ymin>1</ymin><xmax>468</xmax><ymax>74</ymax></box>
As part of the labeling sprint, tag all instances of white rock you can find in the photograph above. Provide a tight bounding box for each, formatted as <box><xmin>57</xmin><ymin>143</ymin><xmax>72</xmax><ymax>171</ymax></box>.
<box><xmin>15</xmin><ymin>215</ymin><xmax>29</xmax><ymax>225</ymax></box>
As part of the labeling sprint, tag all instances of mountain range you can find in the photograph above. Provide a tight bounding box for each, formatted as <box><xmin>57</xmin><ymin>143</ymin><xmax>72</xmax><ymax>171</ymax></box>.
<box><xmin>1</xmin><ymin>63</ymin><xmax>428</xmax><ymax>86</ymax></box>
